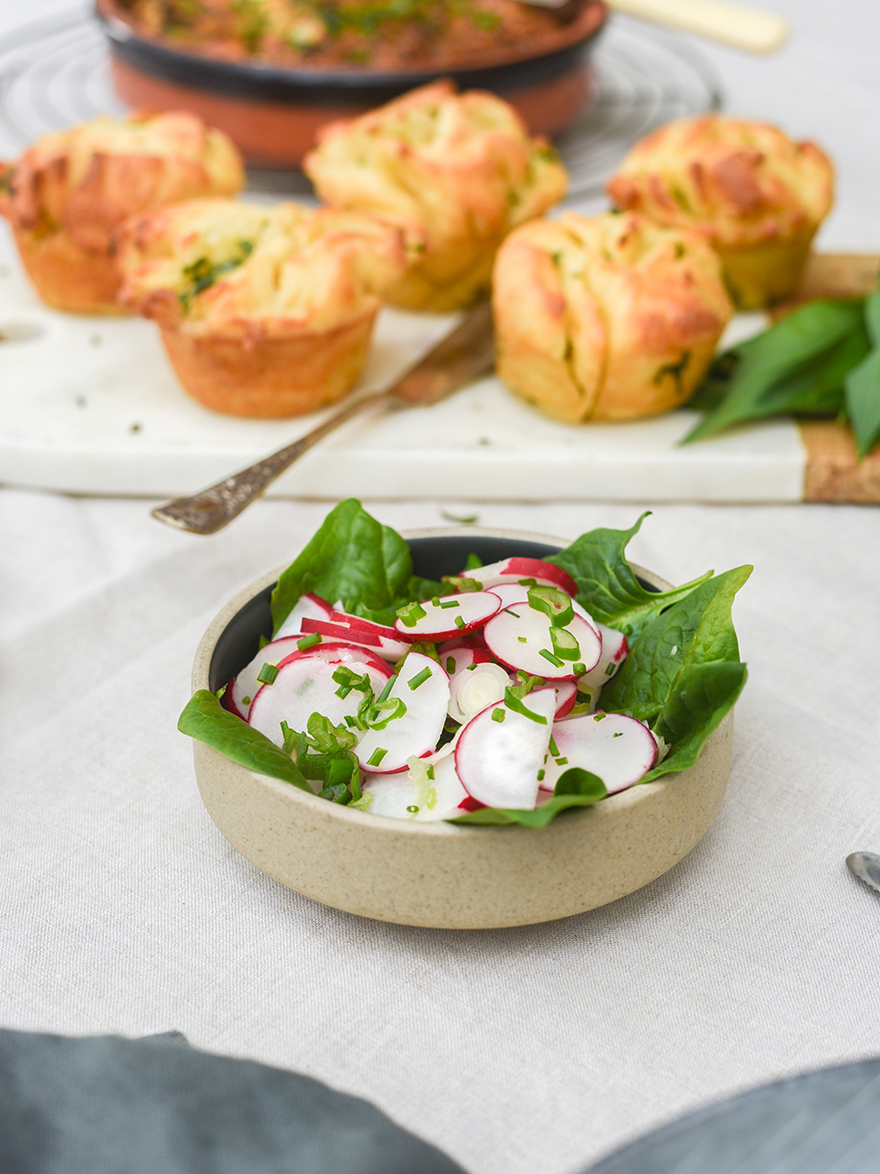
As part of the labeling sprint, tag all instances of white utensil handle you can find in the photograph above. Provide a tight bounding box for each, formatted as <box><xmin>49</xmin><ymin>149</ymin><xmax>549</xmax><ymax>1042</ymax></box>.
<box><xmin>607</xmin><ymin>0</ymin><xmax>788</xmax><ymax>53</ymax></box>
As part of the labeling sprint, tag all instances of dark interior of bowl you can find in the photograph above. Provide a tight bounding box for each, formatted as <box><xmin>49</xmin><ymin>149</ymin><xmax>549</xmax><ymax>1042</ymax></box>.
<box><xmin>208</xmin><ymin>535</ymin><xmax>560</xmax><ymax>692</ymax></box>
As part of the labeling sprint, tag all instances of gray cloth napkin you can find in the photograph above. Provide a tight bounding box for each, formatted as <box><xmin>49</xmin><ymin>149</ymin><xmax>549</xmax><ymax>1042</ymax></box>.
<box><xmin>0</xmin><ymin>1029</ymin><xmax>467</xmax><ymax>1174</ymax></box>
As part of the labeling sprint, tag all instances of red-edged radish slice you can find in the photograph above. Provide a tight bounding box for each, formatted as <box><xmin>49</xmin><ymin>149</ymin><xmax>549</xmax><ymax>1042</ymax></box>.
<box><xmin>485</xmin><ymin>583</ymin><xmax>531</xmax><ymax>609</ymax></box>
<box><xmin>227</xmin><ymin>635</ymin><xmax>307</xmax><ymax>720</ymax></box>
<box><xmin>578</xmin><ymin>624</ymin><xmax>629</xmax><ymax>688</ymax></box>
<box><xmin>539</xmin><ymin>712</ymin><xmax>658</xmax><ymax>795</ymax></box>
<box><xmin>454</xmin><ymin>686</ymin><xmax>556</xmax><ymax>809</ymax></box>
<box><xmin>461</xmin><ymin>557</ymin><xmax>577</xmax><ymax>598</ymax></box>
<box><xmin>438</xmin><ymin>645</ymin><xmax>494</xmax><ymax>678</ymax></box>
<box><xmin>553</xmin><ymin>680</ymin><xmax>577</xmax><ymax>719</ymax></box>
<box><xmin>394</xmin><ymin>591</ymin><xmax>501</xmax><ymax>642</ymax></box>
<box><xmin>356</xmin><ymin>652</ymin><xmax>450</xmax><ymax>774</ymax></box>
<box><xmin>248</xmin><ymin>652</ymin><xmax>391</xmax><ymax>747</ymax></box>
<box><xmin>275</xmin><ymin>641</ymin><xmax>390</xmax><ymax>676</ymax></box>
<box><xmin>273</xmin><ymin>592</ymin><xmax>333</xmax><ymax>639</ymax></box>
<box><xmin>483</xmin><ymin>607</ymin><xmax>601</xmax><ymax>680</ymax></box>
<box><xmin>448</xmin><ymin>661</ymin><xmax>512</xmax><ymax>724</ymax></box>
<box><xmin>437</xmin><ymin>628</ymin><xmax>488</xmax><ymax>654</ymax></box>
<box><xmin>361</xmin><ymin>746</ymin><xmax>469</xmax><ymax>821</ymax></box>
<box><xmin>326</xmin><ymin>610</ymin><xmax>411</xmax><ymax>661</ymax></box>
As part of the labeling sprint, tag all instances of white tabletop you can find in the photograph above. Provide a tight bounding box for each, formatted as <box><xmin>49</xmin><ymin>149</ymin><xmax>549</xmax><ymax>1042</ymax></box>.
<box><xmin>3</xmin><ymin>4</ymin><xmax>880</xmax><ymax>1173</ymax></box>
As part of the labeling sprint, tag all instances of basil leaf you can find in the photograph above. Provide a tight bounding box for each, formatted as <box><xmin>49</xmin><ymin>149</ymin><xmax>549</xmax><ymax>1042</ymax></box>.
<box><xmin>845</xmin><ymin>290</ymin><xmax>880</xmax><ymax>458</ymax></box>
<box><xmin>450</xmin><ymin>771</ymin><xmax>607</xmax><ymax>827</ymax></box>
<box><xmin>684</xmin><ymin>299</ymin><xmax>869</xmax><ymax>443</ymax></box>
<box><xmin>270</xmin><ymin>499</ymin><xmax>440</xmax><ymax>633</ymax></box>
<box><xmin>547</xmin><ymin>512</ymin><xmax>712</xmax><ymax>639</ymax></box>
<box><xmin>178</xmin><ymin>690</ymin><xmax>311</xmax><ymax>790</ymax></box>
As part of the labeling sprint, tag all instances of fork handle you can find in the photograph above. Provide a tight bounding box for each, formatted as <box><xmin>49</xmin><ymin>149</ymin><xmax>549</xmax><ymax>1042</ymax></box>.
<box><xmin>151</xmin><ymin>387</ymin><xmax>390</xmax><ymax>535</ymax></box>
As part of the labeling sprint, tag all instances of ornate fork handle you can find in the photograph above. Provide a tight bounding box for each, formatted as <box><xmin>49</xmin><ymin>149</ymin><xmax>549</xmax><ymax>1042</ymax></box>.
<box><xmin>151</xmin><ymin>303</ymin><xmax>495</xmax><ymax>535</ymax></box>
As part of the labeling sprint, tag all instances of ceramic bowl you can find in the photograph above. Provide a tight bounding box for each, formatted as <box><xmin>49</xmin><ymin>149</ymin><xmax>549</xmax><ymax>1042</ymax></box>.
<box><xmin>190</xmin><ymin>528</ymin><xmax>733</xmax><ymax>928</ymax></box>
<box><xmin>95</xmin><ymin>0</ymin><xmax>608</xmax><ymax>168</ymax></box>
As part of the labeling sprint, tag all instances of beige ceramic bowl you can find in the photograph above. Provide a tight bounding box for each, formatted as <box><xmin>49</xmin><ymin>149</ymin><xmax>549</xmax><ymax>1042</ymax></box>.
<box><xmin>190</xmin><ymin>528</ymin><xmax>733</xmax><ymax>928</ymax></box>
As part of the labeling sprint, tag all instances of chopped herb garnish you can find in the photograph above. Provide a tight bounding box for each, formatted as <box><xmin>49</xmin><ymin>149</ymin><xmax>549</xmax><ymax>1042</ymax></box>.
<box><xmin>408</xmin><ymin>666</ymin><xmax>432</xmax><ymax>690</ymax></box>
<box><xmin>605</xmin><ymin>662</ymin><xmax>617</xmax><ymax>676</ymax></box>
<box><xmin>453</xmin><ymin>616</ymin><xmax>466</xmax><ymax>630</ymax></box>
<box><xmin>445</xmin><ymin>656</ymin><xmax>456</xmax><ymax>674</ymax></box>
<box><xmin>396</xmin><ymin>601</ymin><xmax>427</xmax><ymax>627</ymax></box>
<box><xmin>297</xmin><ymin>632</ymin><xmax>322</xmax><ymax>650</ymax></box>
<box><xmin>256</xmin><ymin>662</ymin><xmax>278</xmax><ymax>685</ymax></box>
<box><xmin>367</xmin><ymin>747</ymin><xmax>387</xmax><ymax>767</ymax></box>
<box><xmin>549</xmin><ymin>735</ymin><xmax>559</xmax><ymax>756</ymax></box>
<box><xmin>439</xmin><ymin>599</ymin><xmax>460</xmax><ymax>609</ymax></box>
<box><xmin>537</xmin><ymin>769</ymin><xmax>545</xmax><ymax>782</ymax></box>
<box><xmin>491</xmin><ymin>708</ymin><xmax>505</xmax><ymax>723</ymax></box>
<box><xmin>555</xmin><ymin>757</ymin><xmax>568</xmax><ymax>766</ymax></box>
<box><xmin>539</xmin><ymin>649</ymin><xmax>564</xmax><ymax>667</ymax></box>
<box><xmin>592</xmin><ymin>712</ymin><xmax>606</xmax><ymax>722</ymax></box>
<box><xmin>573</xmin><ymin>662</ymin><xmax>586</xmax><ymax>676</ymax></box>
<box><xmin>406</xmin><ymin>804</ymin><xmax>420</xmax><ymax>813</ymax></box>
<box><xmin>503</xmin><ymin>689</ymin><xmax>548</xmax><ymax>725</ymax></box>
<box><xmin>613</xmin><ymin>731</ymin><xmax>623</xmax><ymax>738</ymax></box>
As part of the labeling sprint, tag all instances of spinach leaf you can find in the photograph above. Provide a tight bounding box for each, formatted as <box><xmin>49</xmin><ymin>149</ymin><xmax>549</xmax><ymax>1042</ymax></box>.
<box><xmin>270</xmin><ymin>499</ymin><xmax>441</xmax><ymax>633</ymax></box>
<box><xmin>547</xmin><ymin>512</ymin><xmax>712</xmax><ymax>639</ymax></box>
<box><xmin>601</xmin><ymin>566</ymin><xmax>750</xmax><ymax>780</ymax></box>
<box><xmin>642</xmin><ymin>660</ymin><xmax>748</xmax><ymax>781</ymax></box>
<box><xmin>845</xmin><ymin>290</ymin><xmax>880</xmax><ymax>458</ymax></box>
<box><xmin>683</xmin><ymin>298</ymin><xmax>870</xmax><ymax>444</ymax></box>
<box><xmin>178</xmin><ymin>690</ymin><xmax>311</xmax><ymax>790</ymax></box>
<box><xmin>451</xmin><ymin>770</ymin><xmax>607</xmax><ymax>826</ymax></box>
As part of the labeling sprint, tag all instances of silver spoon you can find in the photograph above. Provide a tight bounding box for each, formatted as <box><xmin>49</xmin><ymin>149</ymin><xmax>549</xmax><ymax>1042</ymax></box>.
<box><xmin>151</xmin><ymin>302</ymin><xmax>495</xmax><ymax>535</ymax></box>
<box><xmin>846</xmin><ymin>852</ymin><xmax>880</xmax><ymax>895</ymax></box>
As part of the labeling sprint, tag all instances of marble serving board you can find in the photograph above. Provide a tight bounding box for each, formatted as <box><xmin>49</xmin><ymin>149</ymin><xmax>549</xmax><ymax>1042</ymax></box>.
<box><xmin>0</xmin><ymin>241</ymin><xmax>876</xmax><ymax>504</ymax></box>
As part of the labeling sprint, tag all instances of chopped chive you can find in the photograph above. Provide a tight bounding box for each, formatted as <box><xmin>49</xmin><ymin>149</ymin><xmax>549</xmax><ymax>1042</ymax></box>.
<box><xmin>256</xmin><ymin>662</ymin><xmax>279</xmax><ymax>685</ymax></box>
<box><xmin>593</xmin><ymin>712</ymin><xmax>606</xmax><ymax>722</ymax></box>
<box><xmin>396</xmin><ymin>601</ymin><xmax>426</xmax><ymax>627</ymax></box>
<box><xmin>537</xmin><ymin>769</ymin><xmax>545</xmax><ymax>782</ymax></box>
<box><xmin>549</xmin><ymin>735</ymin><xmax>559</xmax><ymax>756</ymax></box>
<box><xmin>517</xmin><ymin>578</ymin><xmax>537</xmax><ymax>587</ymax></box>
<box><xmin>367</xmin><ymin>747</ymin><xmax>387</xmax><ymax>767</ymax></box>
<box><xmin>504</xmin><ymin>689</ymin><xmax>548</xmax><ymax>725</ymax></box>
<box><xmin>408</xmin><ymin>666</ymin><xmax>431</xmax><ymax>690</ymax></box>
<box><xmin>555</xmin><ymin>757</ymin><xmax>568</xmax><ymax>766</ymax></box>
<box><xmin>518</xmin><ymin>636</ymin><xmax>527</xmax><ymax>643</ymax></box>
<box><xmin>505</xmin><ymin>608</ymin><xmax>521</xmax><ymax>618</ymax></box>
<box><xmin>466</xmin><ymin>662</ymin><xmax>477</xmax><ymax>670</ymax></box>
<box><xmin>431</xmin><ymin>597</ymin><xmax>441</xmax><ymax>607</ymax></box>
<box><xmin>613</xmin><ymin>731</ymin><xmax>623</xmax><ymax>738</ymax></box>
<box><xmin>376</xmin><ymin>674</ymin><xmax>397</xmax><ymax>703</ymax></box>
<box><xmin>426</xmin><ymin>765</ymin><xmax>435</xmax><ymax>780</ymax></box>
<box><xmin>491</xmin><ymin>708</ymin><xmax>505</xmax><ymax>723</ymax></box>
<box><xmin>605</xmin><ymin>663</ymin><xmax>617</xmax><ymax>676</ymax></box>
<box><xmin>439</xmin><ymin>599</ymin><xmax>460</xmax><ymax>609</ymax></box>
<box><xmin>242</xmin><ymin>695</ymin><xmax>252</xmax><ymax>706</ymax></box>
<box><xmin>454</xmin><ymin>616</ymin><xmax>466</xmax><ymax>630</ymax></box>
<box><xmin>406</xmin><ymin>804</ymin><xmax>420</xmax><ymax>813</ymax></box>
<box><xmin>297</xmin><ymin>632</ymin><xmax>322</xmax><ymax>650</ymax></box>
<box><xmin>445</xmin><ymin>656</ymin><xmax>456</xmax><ymax>674</ymax></box>
<box><xmin>539</xmin><ymin>649</ymin><xmax>564</xmax><ymax>667</ymax></box>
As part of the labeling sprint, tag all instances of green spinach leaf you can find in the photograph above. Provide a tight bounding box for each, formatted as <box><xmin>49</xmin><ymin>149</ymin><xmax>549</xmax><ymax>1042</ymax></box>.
<box><xmin>845</xmin><ymin>290</ymin><xmax>880</xmax><ymax>458</ymax></box>
<box><xmin>178</xmin><ymin>690</ymin><xmax>311</xmax><ymax>789</ymax></box>
<box><xmin>451</xmin><ymin>770</ymin><xmax>607</xmax><ymax>826</ymax></box>
<box><xmin>270</xmin><ymin>498</ymin><xmax>440</xmax><ymax>632</ymax></box>
<box><xmin>547</xmin><ymin>512</ymin><xmax>712</xmax><ymax>639</ymax></box>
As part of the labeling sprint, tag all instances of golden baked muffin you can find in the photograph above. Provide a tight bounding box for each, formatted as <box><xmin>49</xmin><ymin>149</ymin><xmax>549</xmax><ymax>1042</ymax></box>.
<box><xmin>0</xmin><ymin>111</ymin><xmax>244</xmax><ymax>313</ymax></box>
<box><xmin>492</xmin><ymin>210</ymin><xmax>733</xmax><ymax>423</ymax></box>
<box><xmin>115</xmin><ymin>198</ymin><xmax>412</xmax><ymax>417</ymax></box>
<box><xmin>304</xmin><ymin>80</ymin><xmax>568</xmax><ymax>312</ymax></box>
<box><xmin>606</xmin><ymin>115</ymin><xmax>834</xmax><ymax>309</ymax></box>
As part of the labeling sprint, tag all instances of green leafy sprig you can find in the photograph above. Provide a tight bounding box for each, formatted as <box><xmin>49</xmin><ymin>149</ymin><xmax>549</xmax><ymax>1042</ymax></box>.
<box><xmin>684</xmin><ymin>290</ymin><xmax>880</xmax><ymax>458</ymax></box>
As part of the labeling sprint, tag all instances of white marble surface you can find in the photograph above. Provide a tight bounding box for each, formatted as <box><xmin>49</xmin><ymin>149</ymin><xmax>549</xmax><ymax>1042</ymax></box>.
<box><xmin>3</xmin><ymin>4</ymin><xmax>880</xmax><ymax>1174</ymax></box>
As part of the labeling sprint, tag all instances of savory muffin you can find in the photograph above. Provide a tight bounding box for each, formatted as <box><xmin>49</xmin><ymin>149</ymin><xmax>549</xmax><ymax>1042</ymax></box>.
<box><xmin>606</xmin><ymin>115</ymin><xmax>834</xmax><ymax>309</ymax></box>
<box><xmin>0</xmin><ymin>111</ymin><xmax>244</xmax><ymax>314</ymax></box>
<box><xmin>492</xmin><ymin>210</ymin><xmax>733</xmax><ymax>423</ymax></box>
<box><xmin>115</xmin><ymin>198</ymin><xmax>412</xmax><ymax>417</ymax></box>
<box><xmin>304</xmin><ymin>80</ymin><xmax>569</xmax><ymax>311</ymax></box>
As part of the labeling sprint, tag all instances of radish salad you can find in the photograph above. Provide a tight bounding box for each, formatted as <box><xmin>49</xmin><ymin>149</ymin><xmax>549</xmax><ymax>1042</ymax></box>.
<box><xmin>180</xmin><ymin>501</ymin><xmax>750</xmax><ymax>827</ymax></box>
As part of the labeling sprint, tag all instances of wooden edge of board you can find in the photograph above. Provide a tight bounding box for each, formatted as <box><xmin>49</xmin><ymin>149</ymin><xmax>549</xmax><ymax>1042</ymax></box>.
<box><xmin>800</xmin><ymin>420</ymin><xmax>880</xmax><ymax>503</ymax></box>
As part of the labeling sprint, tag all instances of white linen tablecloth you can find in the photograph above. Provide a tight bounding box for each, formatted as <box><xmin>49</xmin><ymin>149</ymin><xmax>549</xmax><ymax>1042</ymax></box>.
<box><xmin>3</xmin><ymin>2</ymin><xmax>880</xmax><ymax>1171</ymax></box>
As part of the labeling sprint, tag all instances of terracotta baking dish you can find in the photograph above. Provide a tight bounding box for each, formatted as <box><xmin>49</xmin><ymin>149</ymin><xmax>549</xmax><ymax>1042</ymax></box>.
<box><xmin>95</xmin><ymin>0</ymin><xmax>608</xmax><ymax>168</ymax></box>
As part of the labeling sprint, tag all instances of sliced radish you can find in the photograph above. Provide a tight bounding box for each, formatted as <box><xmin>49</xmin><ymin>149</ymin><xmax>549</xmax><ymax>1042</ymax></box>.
<box><xmin>327</xmin><ymin>609</ymin><xmax>411</xmax><ymax>661</ymax></box>
<box><xmin>578</xmin><ymin>624</ymin><xmax>629</xmax><ymax>688</ymax></box>
<box><xmin>356</xmin><ymin>652</ymin><xmax>450</xmax><ymax>774</ymax></box>
<box><xmin>485</xmin><ymin>583</ymin><xmax>531</xmax><ymax>609</ymax></box>
<box><xmin>361</xmin><ymin>746</ymin><xmax>469</xmax><ymax>821</ymax></box>
<box><xmin>483</xmin><ymin>606</ymin><xmax>601</xmax><ymax>680</ymax></box>
<box><xmin>552</xmin><ymin>680</ymin><xmax>577</xmax><ymax>719</ymax></box>
<box><xmin>448</xmin><ymin>661</ymin><xmax>512</xmax><ymax>724</ymax></box>
<box><xmin>438</xmin><ymin>645</ymin><xmax>494</xmax><ymax>678</ymax></box>
<box><xmin>461</xmin><ymin>557</ymin><xmax>577</xmax><ymax>598</ymax></box>
<box><xmin>248</xmin><ymin>651</ymin><xmax>391</xmax><ymax>747</ymax></box>
<box><xmin>273</xmin><ymin>592</ymin><xmax>333</xmax><ymax>639</ymax></box>
<box><xmin>538</xmin><ymin>712</ymin><xmax>658</xmax><ymax>795</ymax></box>
<box><xmin>275</xmin><ymin>640</ymin><xmax>390</xmax><ymax>677</ymax></box>
<box><xmin>394</xmin><ymin>591</ymin><xmax>501</xmax><ymax>642</ymax></box>
<box><xmin>437</xmin><ymin>629</ymin><xmax>488</xmax><ymax>654</ymax></box>
<box><xmin>227</xmin><ymin>635</ymin><xmax>308</xmax><ymax>720</ymax></box>
<box><xmin>454</xmin><ymin>686</ymin><xmax>556</xmax><ymax>809</ymax></box>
